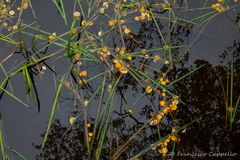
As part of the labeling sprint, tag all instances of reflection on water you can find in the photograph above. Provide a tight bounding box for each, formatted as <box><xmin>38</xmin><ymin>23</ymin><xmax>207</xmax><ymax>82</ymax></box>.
<box><xmin>33</xmin><ymin>58</ymin><xmax>240</xmax><ymax>159</ymax></box>
<box><xmin>34</xmin><ymin>13</ymin><xmax>240</xmax><ymax>160</ymax></box>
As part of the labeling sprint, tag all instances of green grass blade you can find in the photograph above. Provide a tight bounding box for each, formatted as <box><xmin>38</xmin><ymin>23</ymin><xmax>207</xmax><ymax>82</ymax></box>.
<box><xmin>8</xmin><ymin>146</ymin><xmax>28</xmax><ymax>160</ymax></box>
<box><xmin>0</xmin><ymin>87</ymin><xmax>29</xmax><ymax>108</ymax></box>
<box><xmin>0</xmin><ymin>127</ymin><xmax>6</xmax><ymax>160</ymax></box>
<box><xmin>42</xmin><ymin>75</ymin><xmax>65</xmax><ymax>148</ymax></box>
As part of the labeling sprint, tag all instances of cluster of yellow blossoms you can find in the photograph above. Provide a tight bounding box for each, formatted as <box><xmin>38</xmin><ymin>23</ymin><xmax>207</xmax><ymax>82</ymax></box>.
<box><xmin>134</xmin><ymin>6</ymin><xmax>152</xmax><ymax>21</ymax></box>
<box><xmin>156</xmin><ymin>128</ymin><xmax>180</xmax><ymax>156</ymax></box>
<box><xmin>211</xmin><ymin>0</ymin><xmax>225</xmax><ymax>12</ymax></box>
<box><xmin>113</xmin><ymin>59</ymin><xmax>128</xmax><ymax>74</ymax></box>
<box><xmin>149</xmin><ymin>98</ymin><xmax>178</xmax><ymax>126</ymax></box>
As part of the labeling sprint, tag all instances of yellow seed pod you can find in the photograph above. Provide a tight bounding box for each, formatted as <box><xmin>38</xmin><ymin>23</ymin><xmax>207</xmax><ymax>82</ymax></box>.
<box><xmin>127</xmin><ymin>109</ymin><xmax>133</xmax><ymax>114</ymax></box>
<box><xmin>88</xmin><ymin>132</ymin><xmax>93</xmax><ymax>137</ymax></box>
<box><xmin>73</xmin><ymin>11</ymin><xmax>80</xmax><ymax>18</ymax></box>
<box><xmin>9</xmin><ymin>10</ymin><xmax>15</xmax><ymax>16</ymax></box>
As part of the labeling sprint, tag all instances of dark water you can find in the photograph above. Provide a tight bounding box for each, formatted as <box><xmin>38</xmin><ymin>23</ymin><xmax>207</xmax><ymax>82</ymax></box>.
<box><xmin>0</xmin><ymin>0</ymin><xmax>240</xmax><ymax>160</ymax></box>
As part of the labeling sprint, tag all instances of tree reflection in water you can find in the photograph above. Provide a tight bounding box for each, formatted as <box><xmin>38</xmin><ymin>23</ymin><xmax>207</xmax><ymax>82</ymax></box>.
<box><xmin>34</xmin><ymin>12</ymin><xmax>240</xmax><ymax>160</ymax></box>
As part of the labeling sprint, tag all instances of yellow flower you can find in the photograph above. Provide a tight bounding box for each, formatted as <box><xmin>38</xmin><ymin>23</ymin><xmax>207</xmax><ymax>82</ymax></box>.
<box><xmin>163</xmin><ymin>44</ymin><xmax>170</xmax><ymax>51</ymax></box>
<box><xmin>171</xmin><ymin>135</ymin><xmax>178</xmax><ymax>142</ymax></box>
<box><xmin>114</xmin><ymin>2</ymin><xmax>122</xmax><ymax>9</ymax></box>
<box><xmin>153</xmin><ymin>55</ymin><xmax>160</xmax><ymax>62</ymax></box>
<box><xmin>0</xmin><ymin>7</ymin><xmax>7</xmax><ymax>15</ymax></box>
<box><xmin>161</xmin><ymin>80</ymin><xmax>167</xmax><ymax>86</ymax></box>
<box><xmin>126</xmin><ymin>55</ymin><xmax>132</xmax><ymax>61</ymax></box>
<box><xmin>100</xmin><ymin>7</ymin><xmax>105</xmax><ymax>14</ymax></box>
<box><xmin>139</xmin><ymin>6</ymin><xmax>145</xmax><ymax>12</ymax></box>
<box><xmin>102</xmin><ymin>46</ymin><xmax>109</xmax><ymax>53</ymax></box>
<box><xmin>127</xmin><ymin>109</ymin><xmax>133</xmax><ymax>114</ymax></box>
<box><xmin>172</xmin><ymin>99</ymin><xmax>179</xmax><ymax>105</ymax></box>
<box><xmin>87</xmin><ymin>123</ymin><xmax>91</xmax><ymax>128</ymax></box>
<box><xmin>79</xmin><ymin>70</ymin><xmax>87</xmax><ymax>77</ymax></box>
<box><xmin>163</xmin><ymin>107</ymin><xmax>169</xmax><ymax>113</ymax></box>
<box><xmin>170</xmin><ymin>104</ymin><xmax>177</xmax><ymax>111</ymax></box>
<box><xmin>160</xmin><ymin>100</ymin><xmax>166</xmax><ymax>107</ymax></box>
<box><xmin>23</xmin><ymin>2</ymin><xmax>29</xmax><ymax>10</ymax></box>
<box><xmin>81</xmin><ymin>20</ymin><xmax>86</xmax><ymax>26</ymax></box>
<box><xmin>124</xmin><ymin>27</ymin><xmax>131</xmax><ymax>34</ymax></box>
<box><xmin>74</xmin><ymin>53</ymin><xmax>81</xmax><ymax>61</ymax></box>
<box><xmin>86</xmin><ymin>20</ymin><xmax>93</xmax><ymax>26</ymax></box>
<box><xmin>160</xmin><ymin>147</ymin><xmax>168</xmax><ymax>154</ymax></box>
<box><xmin>69</xmin><ymin>116</ymin><xmax>76</xmax><ymax>125</ymax></box>
<box><xmin>115</xmin><ymin>61</ymin><xmax>122</xmax><ymax>69</ymax></box>
<box><xmin>161</xmin><ymin>2</ymin><xmax>171</xmax><ymax>10</ymax></box>
<box><xmin>161</xmin><ymin>92</ymin><xmax>166</xmax><ymax>96</ymax></box>
<box><xmin>12</xmin><ymin>25</ymin><xmax>18</xmax><ymax>30</ymax></box>
<box><xmin>172</xmin><ymin>127</ymin><xmax>176</xmax><ymax>133</ymax></box>
<box><xmin>156</xmin><ymin>114</ymin><xmax>163</xmax><ymax>121</ymax></box>
<box><xmin>120</xmin><ymin>20</ymin><xmax>126</xmax><ymax>24</ymax></box>
<box><xmin>119</xmin><ymin>66</ymin><xmax>128</xmax><ymax>74</ymax></box>
<box><xmin>146</xmin><ymin>86</ymin><xmax>153</xmax><ymax>93</ymax></box>
<box><xmin>134</xmin><ymin>16</ymin><xmax>140</xmax><ymax>21</ymax></box>
<box><xmin>108</xmin><ymin>19</ymin><xmax>116</xmax><ymax>26</ymax></box>
<box><xmin>48</xmin><ymin>32</ymin><xmax>56</xmax><ymax>41</ymax></box>
<box><xmin>88</xmin><ymin>132</ymin><xmax>93</xmax><ymax>137</ymax></box>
